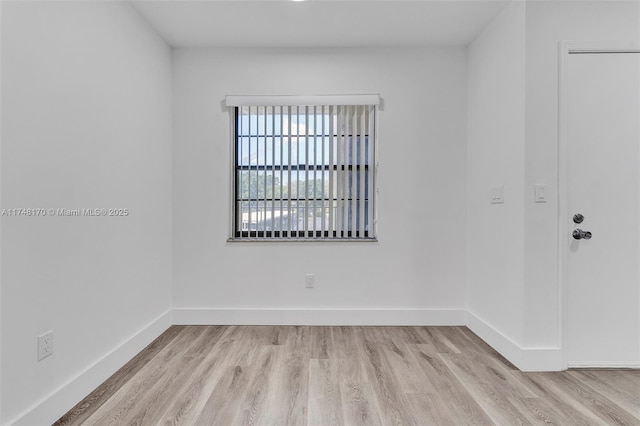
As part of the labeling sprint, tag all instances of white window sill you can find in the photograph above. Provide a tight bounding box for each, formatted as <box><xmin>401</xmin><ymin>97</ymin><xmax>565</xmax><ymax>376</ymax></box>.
<box><xmin>226</xmin><ymin>238</ymin><xmax>378</xmax><ymax>243</ymax></box>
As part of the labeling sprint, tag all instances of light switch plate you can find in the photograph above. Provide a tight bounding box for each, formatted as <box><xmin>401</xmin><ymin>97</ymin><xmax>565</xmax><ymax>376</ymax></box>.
<box><xmin>491</xmin><ymin>186</ymin><xmax>504</xmax><ymax>204</ymax></box>
<box><xmin>534</xmin><ymin>184</ymin><xmax>546</xmax><ymax>203</ymax></box>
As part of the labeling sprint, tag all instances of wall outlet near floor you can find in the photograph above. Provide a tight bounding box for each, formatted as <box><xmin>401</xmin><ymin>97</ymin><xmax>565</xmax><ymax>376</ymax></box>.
<box><xmin>305</xmin><ymin>274</ymin><xmax>315</xmax><ymax>288</ymax></box>
<box><xmin>37</xmin><ymin>331</ymin><xmax>54</xmax><ymax>361</ymax></box>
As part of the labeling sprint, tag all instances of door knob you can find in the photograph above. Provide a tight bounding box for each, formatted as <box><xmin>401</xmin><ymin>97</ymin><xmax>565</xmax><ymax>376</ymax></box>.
<box><xmin>573</xmin><ymin>213</ymin><xmax>584</xmax><ymax>224</ymax></box>
<box><xmin>573</xmin><ymin>229</ymin><xmax>592</xmax><ymax>240</ymax></box>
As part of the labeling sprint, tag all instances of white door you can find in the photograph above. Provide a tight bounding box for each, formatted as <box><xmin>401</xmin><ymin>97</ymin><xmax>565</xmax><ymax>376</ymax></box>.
<box><xmin>566</xmin><ymin>51</ymin><xmax>640</xmax><ymax>367</ymax></box>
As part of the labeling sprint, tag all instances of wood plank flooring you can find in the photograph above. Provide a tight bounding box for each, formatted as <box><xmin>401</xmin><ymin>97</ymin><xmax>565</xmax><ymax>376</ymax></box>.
<box><xmin>55</xmin><ymin>326</ymin><xmax>640</xmax><ymax>425</ymax></box>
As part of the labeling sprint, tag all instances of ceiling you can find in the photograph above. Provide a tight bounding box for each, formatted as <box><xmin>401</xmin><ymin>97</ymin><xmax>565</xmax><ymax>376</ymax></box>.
<box><xmin>130</xmin><ymin>0</ymin><xmax>511</xmax><ymax>48</ymax></box>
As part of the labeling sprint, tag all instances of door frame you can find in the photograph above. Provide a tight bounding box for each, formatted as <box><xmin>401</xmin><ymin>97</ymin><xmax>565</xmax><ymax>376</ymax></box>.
<box><xmin>557</xmin><ymin>41</ymin><xmax>640</xmax><ymax>369</ymax></box>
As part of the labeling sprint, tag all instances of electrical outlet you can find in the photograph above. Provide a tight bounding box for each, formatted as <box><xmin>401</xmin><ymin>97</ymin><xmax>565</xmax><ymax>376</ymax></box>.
<box><xmin>305</xmin><ymin>274</ymin><xmax>315</xmax><ymax>288</ymax></box>
<box><xmin>37</xmin><ymin>331</ymin><xmax>53</xmax><ymax>361</ymax></box>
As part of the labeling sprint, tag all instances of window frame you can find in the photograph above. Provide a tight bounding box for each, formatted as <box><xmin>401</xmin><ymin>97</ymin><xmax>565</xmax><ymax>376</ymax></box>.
<box><xmin>227</xmin><ymin>96</ymin><xmax>379</xmax><ymax>242</ymax></box>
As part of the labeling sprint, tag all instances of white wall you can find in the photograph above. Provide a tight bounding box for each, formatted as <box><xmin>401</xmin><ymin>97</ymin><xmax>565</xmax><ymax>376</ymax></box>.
<box><xmin>523</xmin><ymin>0</ymin><xmax>640</xmax><ymax>348</ymax></box>
<box><xmin>1</xmin><ymin>2</ymin><xmax>172</xmax><ymax>424</ymax></box>
<box><xmin>466</xmin><ymin>2</ymin><xmax>526</xmax><ymax>348</ymax></box>
<box><xmin>467</xmin><ymin>0</ymin><xmax>639</xmax><ymax>371</ymax></box>
<box><xmin>0</xmin><ymin>2</ymin><xmax>3</xmax><ymax>420</ymax></box>
<box><xmin>172</xmin><ymin>48</ymin><xmax>468</xmax><ymax>321</ymax></box>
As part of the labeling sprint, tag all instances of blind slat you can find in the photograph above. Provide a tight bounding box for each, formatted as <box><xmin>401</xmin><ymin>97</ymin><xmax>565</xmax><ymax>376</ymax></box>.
<box><xmin>280</xmin><ymin>106</ymin><xmax>284</xmax><ymax>235</ymax></box>
<box><xmin>262</xmin><ymin>106</ymin><xmax>268</xmax><ymax>240</ymax></box>
<box><xmin>248</xmin><ymin>106</ymin><xmax>252</xmax><ymax>238</ymax></box>
<box><xmin>287</xmin><ymin>106</ymin><xmax>292</xmax><ymax>238</ymax></box>
<box><xmin>313</xmin><ymin>106</ymin><xmax>318</xmax><ymax>239</ymax></box>
<box><xmin>343</xmin><ymin>106</ymin><xmax>351</xmax><ymax>237</ymax></box>
<box><xmin>336</xmin><ymin>106</ymin><xmax>343</xmax><ymax>237</ymax></box>
<box><xmin>295</xmin><ymin>106</ymin><xmax>301</xmax><ymax>237</ymax></box>
<box><xmin>328</xmin><ymin>105</ymin><xmax>335</xmax><ymax>235</ymax></box>
<box><xmin>368</xmin><ymin>105</ymin><xmax>375</xmax><ymax>237</ymax></box>
<box><xmin>304</xmin><ymin>106</ymin><xmax>310</xmax><ymax>237</ymax></box>
<box><xmin>271</xmin><ymin>106</ymin><xmax>276</xmax><ymax>238</ymax></box>
<box><xmin>320</xmin><ymin>106</ymin><xmax>326</xmax><ymax>238</ymax></box>
<box><xmin>359</xmin><ymin>105</ymin><xmax>366</xmax><ymax>238</ymax></box>
<box><xmin>350</xmin><ymin>105</ymin><xmax>357</xmax><ymax>237</ymax></box>
<box><xmin>238</xmin><ymin>107</ymin><xmax>244</xmax><ymax>240</ymax></box>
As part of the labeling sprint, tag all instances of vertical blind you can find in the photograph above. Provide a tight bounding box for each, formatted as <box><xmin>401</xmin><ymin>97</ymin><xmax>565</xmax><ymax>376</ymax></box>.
<box><xmin>227</xmin><ymin>96</ymin><xmax>378</xmax><ymax>240</ymax></box>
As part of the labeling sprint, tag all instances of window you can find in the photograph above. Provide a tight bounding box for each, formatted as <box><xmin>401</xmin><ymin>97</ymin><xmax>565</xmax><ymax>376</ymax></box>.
<box><xmin>227</xmin><ymin>95</ymin><xmax>378</xmax><ymax>240</ymax></box>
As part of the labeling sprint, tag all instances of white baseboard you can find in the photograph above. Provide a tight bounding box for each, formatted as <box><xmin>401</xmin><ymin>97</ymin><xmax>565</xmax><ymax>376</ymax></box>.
<box><xmin>466</xmin><ymin>310</ymin><xmax>563</xmax><ymax>372</ymax></box>
<box><xmin>9</xmin><ymin>310</ymin><xmax>173</xmax><ymax>426</ymax></box>
<box><xmin>568</xmin><ymin>362</ymin><xmax>640</xmax><ymax>369</ymax></box>
<box><xmin>465</xmin><ymin>310</ymin><xmax>523</xmax><ymax>367</ymax></box>
<box><xmin>521</xmin><ymin>347</ymin><xmax>564</xmax><ymax>372</ymax></box>
<box><xmin>172</xmin><ymin>308</ymin><xmax>467</xmax><ymax>326</ymax></box>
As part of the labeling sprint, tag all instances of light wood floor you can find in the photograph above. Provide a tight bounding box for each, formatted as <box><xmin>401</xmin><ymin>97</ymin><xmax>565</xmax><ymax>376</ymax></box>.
<box><xmin>55</xmin><ymin>326</ymin><xmax>640</xmax><ymax>425</ymax></box>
